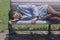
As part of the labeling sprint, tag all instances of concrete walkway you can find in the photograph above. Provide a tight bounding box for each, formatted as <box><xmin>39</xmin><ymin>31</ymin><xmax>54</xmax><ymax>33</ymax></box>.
<box><xmin>0</xmin><ymin>31</ymin><xmax>60</xmax><ymax>40</ymax></box>
<box><xmin>0</xmin><ymin>31</ymin><xmax>8</xmax><ymax>40</ymax></box>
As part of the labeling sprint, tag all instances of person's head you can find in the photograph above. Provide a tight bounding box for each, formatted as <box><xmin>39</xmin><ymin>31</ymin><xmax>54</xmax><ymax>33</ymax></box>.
<box><xmin>9</xmin><ymin>10</ymin><xmax>22</xmax><ymax>20</ymax></box>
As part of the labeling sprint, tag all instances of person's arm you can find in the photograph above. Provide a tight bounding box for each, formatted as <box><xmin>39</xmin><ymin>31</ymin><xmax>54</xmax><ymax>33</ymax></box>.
<box><xmin>31</xmin><ymin>16</ymin><xmax>38</xmax><ymax>24</ymax></box>
<box><xmin>31</xmin><ymin>5</ymin><xmax>39</xmax><ymax>24</ymax></box>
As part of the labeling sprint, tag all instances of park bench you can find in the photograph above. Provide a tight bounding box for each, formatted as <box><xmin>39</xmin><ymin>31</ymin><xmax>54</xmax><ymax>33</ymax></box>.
<box><xmin>8</xmin><ymin>0</ymin><xmax>60</xmax><ymax>36</ymax></box>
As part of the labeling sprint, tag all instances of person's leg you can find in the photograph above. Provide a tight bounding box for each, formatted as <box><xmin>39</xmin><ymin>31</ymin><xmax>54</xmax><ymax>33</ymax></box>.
<box><xmin>44</xmin><ymin>14</ymin><xmax>52</xmax><ymax>19</ymax></box>
<box><xmin>44</xmin><ymin>13</ymin><xmax>60</xmax><ymax>21</ymax></box>
<box><xmin>50</xmin><ymin>17</ymin><xmax>60</xmax><ymax>20</ymax></box>
<box><xmin>49</xmin><ymin>16</ymin><xmax>60</xmax><ymax>23</ymax></box>
<box><xmin>50</xmin><ymin>16</ymin><xmax>60</xmax><ymax>23</ymax></box>
<box><xmin>47</xmin><ymin>5</ymin><xmax>60</xmax><ymax>17</ymax></box>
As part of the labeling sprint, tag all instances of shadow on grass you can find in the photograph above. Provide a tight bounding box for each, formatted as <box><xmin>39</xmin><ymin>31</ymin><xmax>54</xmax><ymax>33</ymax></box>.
<box><xmin>5</xmin><ymin>33</ymin><xmax>60</xmax><ymax>40</ymax></box>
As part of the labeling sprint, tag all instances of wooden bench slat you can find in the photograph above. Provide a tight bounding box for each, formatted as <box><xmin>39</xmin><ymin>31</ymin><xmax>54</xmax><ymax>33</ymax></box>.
<box><xmin>10</xmin><ymin>0</ymin><xmax>60</xmax><ymax>10</ymax></box>
<box><xmin>11</xmin><ymin>0</ymin><xmax>60</xmax><ymax>3</ymax></box>
<box><xmin>9</xmin><ymin>20</ymin><xmax>50</xmax><ymax>24</ymax></box>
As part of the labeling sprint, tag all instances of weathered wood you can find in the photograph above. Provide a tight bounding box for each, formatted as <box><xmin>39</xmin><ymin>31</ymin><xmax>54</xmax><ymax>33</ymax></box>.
<box><xmin>10</xmin><ymin>0</ymin><xmax>60</xmax><ymax>11</ymax></box>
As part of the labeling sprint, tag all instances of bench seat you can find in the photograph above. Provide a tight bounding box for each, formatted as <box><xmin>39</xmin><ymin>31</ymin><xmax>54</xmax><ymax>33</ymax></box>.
<box><xmin>9</xmin><ymin>20</ymin><xmax>50</xmax><ymax>24</ymax></box>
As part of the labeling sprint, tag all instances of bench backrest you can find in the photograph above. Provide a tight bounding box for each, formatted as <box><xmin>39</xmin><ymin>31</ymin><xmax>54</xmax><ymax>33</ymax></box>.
<box><xmin>10</xmin><ymin>0</ymin><xmax>60</xmax><ymax>11</ymax></box>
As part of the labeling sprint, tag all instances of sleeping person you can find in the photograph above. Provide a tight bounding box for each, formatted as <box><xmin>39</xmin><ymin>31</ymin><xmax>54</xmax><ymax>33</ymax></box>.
<box><xmin>9</xmin><ymin>5</ymin><xmax>60</xmax><ymax>24</ymax></box>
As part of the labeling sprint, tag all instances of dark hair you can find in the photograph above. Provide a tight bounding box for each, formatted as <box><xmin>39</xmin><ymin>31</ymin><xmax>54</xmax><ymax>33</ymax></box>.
<box><xmin>9</xmin><ymin>10</ymin><xmax>17</xmax><ymax>20</ymax></box>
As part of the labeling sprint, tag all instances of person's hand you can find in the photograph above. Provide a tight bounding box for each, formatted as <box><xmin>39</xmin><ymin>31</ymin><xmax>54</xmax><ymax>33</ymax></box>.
<box><xmin>44</xmin><ymin>14</ymin><xmax>52</xmax><ymax>19</ymax></box>
<box><xmin>31</xmin><ymin>17</ymin><xmax>37</xmax><ymax>24</ymax></box>
<box><xmin>12</xmin><ymin>19</ymin><xmax>19</xmax><ymax>22</ymax></box>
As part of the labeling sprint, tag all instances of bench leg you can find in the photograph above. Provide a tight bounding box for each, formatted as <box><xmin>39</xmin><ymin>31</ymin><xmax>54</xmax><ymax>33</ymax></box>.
<box><xmin>48</xmin><ymin>24</ymin><xmax>51</xmax><ymax>35</ymax></box>
<box><xmin>8</xmin><ymin>22</ymin><xmax>13</xmax><ymax>35</ymax></box>
<box><xmin>8</xmin><ymin>22</ymin><xmax>13</xmax><ymax>40</ymax></box>
<box><xmin>48</xmin><ymin>24</ymin><xmax>52</xmax><ymax>40</ymax></box>
<box><xmin>8</xmin><ymin>22</ymin><xmax>17</xmax><ymax>40</ymax></box>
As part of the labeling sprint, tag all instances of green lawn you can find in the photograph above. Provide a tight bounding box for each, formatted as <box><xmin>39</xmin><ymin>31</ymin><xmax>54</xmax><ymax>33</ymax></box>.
<box><xmin>0</xmin><ymin>0</ymin><xmax>60</xmax><ymax>32</ymax></box>
<box><xmin>0</xmin><ymin>0</ymin><xmax>10</xmax><ymax>32</ymax></box>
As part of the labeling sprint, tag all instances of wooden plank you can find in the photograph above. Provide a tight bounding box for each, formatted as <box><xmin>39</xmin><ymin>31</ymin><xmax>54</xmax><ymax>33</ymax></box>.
<box><xmin>9</xmin><ymin>20</ymin><xmax>50</xmax><ymax>24</ymax></box>
<box><xmin>11</xmin><ymin>0</ymin><xmax>60</xmax><ymax>3</ymax></box>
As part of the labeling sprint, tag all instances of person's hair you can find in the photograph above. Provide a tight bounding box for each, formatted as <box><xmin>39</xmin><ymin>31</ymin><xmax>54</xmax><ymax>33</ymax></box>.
<box><xmin>9</xmin><ymin>10</ymin><xmax>17</xmax><ymax>20</ymax></box>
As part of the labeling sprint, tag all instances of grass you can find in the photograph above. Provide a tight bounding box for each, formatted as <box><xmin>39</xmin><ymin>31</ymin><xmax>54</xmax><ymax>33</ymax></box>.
<box><xmin>0</xmin><ymin>0</ymin><xmax>60</xmax><ymax>32</ymax></box>
<box><xmin>0</xmin><ymin>0</ymin><xmax>10</xmax><ymax>32</ymax></box>
<box><xmin>12</xmin><ymin>24</ymin><xmax>60</xmax><ymax>31</ymax></box>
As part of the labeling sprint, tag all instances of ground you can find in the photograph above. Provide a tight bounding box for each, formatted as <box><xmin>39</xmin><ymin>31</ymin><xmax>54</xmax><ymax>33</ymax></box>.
<box><xmin>0</xmin><ymin>0</ymin><xmax>9</xmax><ymax>32</ymax></box>
<box><xmin>0</xmin><ymin>31</ymin><xmax>60</xmax><ymax>40</ymax></box>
